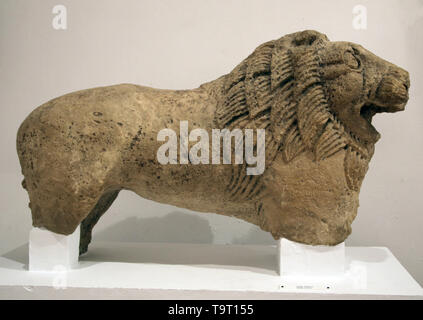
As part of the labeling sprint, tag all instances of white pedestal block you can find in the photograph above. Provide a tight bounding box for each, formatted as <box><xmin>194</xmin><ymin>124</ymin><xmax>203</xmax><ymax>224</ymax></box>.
<box><xmin>29</xmin><ymin>226</ymin><xmax>80</xmax><ymax>272</ymax></box>
<box><xmin>278</xmin><ymin>238</ymin><xmax>345</xmax><ymax>277</ymax></box>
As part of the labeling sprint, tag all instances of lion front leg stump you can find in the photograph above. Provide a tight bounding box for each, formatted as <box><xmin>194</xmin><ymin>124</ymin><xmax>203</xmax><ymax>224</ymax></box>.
<box><xmin>17</xmin><ymin>30</ymin><xmax>410</xmax><ymax>257</ymax></box>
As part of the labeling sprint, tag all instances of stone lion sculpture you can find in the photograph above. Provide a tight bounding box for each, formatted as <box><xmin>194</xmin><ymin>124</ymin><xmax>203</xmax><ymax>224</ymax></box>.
<box><xmin>17</xmin><ymin>30</ymin><xmax>410</xmax><ymax>254</ymax></box>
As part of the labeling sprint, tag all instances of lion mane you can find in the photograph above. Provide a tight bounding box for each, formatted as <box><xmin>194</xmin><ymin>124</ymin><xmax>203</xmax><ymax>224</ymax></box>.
<box><xmin>214</xmin><ymin>30</ymin><xmax>370</xmax><ymax>202</ymax></box>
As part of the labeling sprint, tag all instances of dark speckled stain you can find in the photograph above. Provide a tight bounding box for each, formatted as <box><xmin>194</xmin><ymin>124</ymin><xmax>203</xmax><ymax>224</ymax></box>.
<box><xmin>129</xmin><ymin>127</ymin><xmax>143</xmax><ymax>150</ymax></box>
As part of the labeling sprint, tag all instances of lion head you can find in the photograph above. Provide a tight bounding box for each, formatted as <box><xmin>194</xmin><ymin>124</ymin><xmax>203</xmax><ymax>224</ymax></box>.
<box><xmin>215</xmin><ymin>30</ymin><xmax>410</xmax><ymax>198</ymax></box>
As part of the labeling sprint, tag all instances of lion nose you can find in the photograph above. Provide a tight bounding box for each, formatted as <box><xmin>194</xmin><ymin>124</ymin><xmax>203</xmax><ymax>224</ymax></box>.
<box><xmin>401</xmin><ymin>70</ymin><xmax>410</xmax><ymax>92</ymax></box>
<box><xmin>404</xmin><ymin>73</ymin><xmax>410</xmax><ymax>92</ymax></box>
<box><xmin>389</xmin><ymin>66</ymin><xmax>410</xmax><ymax>92</ymax></box>
<box><xmin>374</xmin><ymin>66</ymin><xmax>410</xmax><ymax>111</ymax></box>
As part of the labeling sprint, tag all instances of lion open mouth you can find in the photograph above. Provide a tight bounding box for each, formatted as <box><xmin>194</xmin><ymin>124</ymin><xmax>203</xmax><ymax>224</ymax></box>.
<box><xmin>353</xmin><ymin>102</ymin><xmax>383</xmax><ymax>144</ymax></box>
<box><xmin>359</xmin><ymin>103</ymin><xmax>378</xmax><ymax>125</ymax></box>
<box><xmin>357</xmin><ymin>97</ymin><xmax>408</xmax><ymax>144</ymax></box>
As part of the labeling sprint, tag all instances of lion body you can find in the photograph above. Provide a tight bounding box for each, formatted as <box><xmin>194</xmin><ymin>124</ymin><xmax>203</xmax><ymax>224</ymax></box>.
<box><xmin>17</xmin><ymin>83</ymin><xmax>261</xmax><ymax>237</ymax></box>
<box><xmin>16</xmin><ymin>30</ymin><xmax>409</xmax><ymax>253</ymax></box>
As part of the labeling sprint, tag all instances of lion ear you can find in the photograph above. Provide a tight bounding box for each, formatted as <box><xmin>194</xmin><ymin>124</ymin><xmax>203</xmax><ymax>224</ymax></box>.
<box><xmin>292</xmin><ymin>30</ymin><xmax>329</xmax><ymax>47</ymax></box>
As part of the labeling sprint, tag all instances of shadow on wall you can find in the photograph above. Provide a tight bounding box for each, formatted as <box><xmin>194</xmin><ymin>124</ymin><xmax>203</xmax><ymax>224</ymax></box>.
<box><xmin>93</xmin><ymin>211</ymin><xmax>214</xmax><ymax>244</ymax></box>
<box><xmin>232</xmin><ymin>226</ymin><xmax>276</xmax><ymax>245</ymax></box>
<box><xmin>92</xmin><ymin>210</ymin><xmax>277</xmax><ymax>245</ymax></box>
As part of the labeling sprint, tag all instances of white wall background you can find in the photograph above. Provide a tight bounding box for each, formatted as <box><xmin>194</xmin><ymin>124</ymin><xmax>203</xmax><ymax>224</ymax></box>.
<box><xmin>1</xmin><ymin>0</ymin><xmax>422</xmax><ymax>285</ymax></box>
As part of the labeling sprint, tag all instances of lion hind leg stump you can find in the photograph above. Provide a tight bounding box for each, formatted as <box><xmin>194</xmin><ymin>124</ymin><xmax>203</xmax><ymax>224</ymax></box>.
<box><xmin>79</xmin><ymin>190</ymin><xmax>120</xmax><ymax>255</ymax></box>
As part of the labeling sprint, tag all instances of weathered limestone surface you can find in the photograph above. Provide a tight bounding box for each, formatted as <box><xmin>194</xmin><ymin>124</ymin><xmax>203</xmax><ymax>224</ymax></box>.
<box><xmin>16</xmin><ymin>30</ymin><xmax>410</xmax><ymax>254</ymax></box>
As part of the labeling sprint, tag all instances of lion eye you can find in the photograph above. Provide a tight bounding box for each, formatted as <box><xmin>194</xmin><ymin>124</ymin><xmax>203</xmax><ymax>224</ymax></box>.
<box><xmin>344</xmin><ymin>51</ymin><xmax>361</xmax><ymax>70</ymax></box>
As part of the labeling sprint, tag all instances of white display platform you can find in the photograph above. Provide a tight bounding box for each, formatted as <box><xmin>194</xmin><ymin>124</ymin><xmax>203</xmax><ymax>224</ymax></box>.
<box><xmin>0</xmin><ymin>241</ymin><xmax>422</xmax><ymax>299</ymax></box>
<box><xmin>29</xmin><ymin>227</ymin><xmax>80</xmax><ymax>271</ymax></box>
<box><xmin>278</xmin><ymin>239</ymin><xmax>345</xmax><ymax>277</ymax></box>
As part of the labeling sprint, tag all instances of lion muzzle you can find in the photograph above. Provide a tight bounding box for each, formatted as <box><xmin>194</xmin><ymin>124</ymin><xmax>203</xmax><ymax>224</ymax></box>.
<box><xmin>375</xmin><ymin>67</ymin><xmax>410</xmax><ymax>112</ymax></box>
